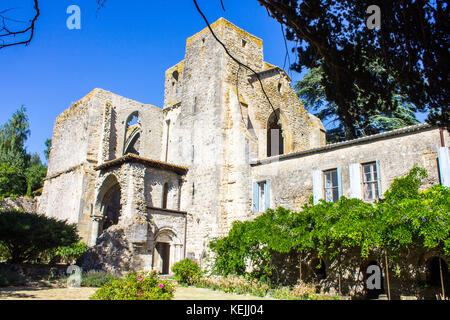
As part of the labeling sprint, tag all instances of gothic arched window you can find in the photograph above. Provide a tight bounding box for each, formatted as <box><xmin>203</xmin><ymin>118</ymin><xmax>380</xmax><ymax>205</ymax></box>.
<box><xmin>123</xmin><ymin>112</ymin><xmax>141</xmax><ymax>156</ymax></box>
<box><xmin>267</xmin><ymin>109</ymin><xmax>284</xmax><ymax>157</ymax></box>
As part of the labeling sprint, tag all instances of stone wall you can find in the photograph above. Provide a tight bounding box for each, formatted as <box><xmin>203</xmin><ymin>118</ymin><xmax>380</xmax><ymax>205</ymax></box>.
<box><xmin>251</xmin><ymin>126</ymin><xmax>444</xmax><ymax>212</ymax></box>
<box><xmin>0</xmin><ymin>197</ymin><xmax>37</xmax><ymax>213</ymax></box>
<box><xmin>163</xmin><ymin>18</ymin><xmax>325</xmax><ymax>263</ymax></box>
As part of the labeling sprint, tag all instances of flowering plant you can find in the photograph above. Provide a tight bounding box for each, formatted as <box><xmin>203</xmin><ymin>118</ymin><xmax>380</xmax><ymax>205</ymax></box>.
<box><xmin>90</xmin><ymin>271</ymin><xmax>175</xmax><ymax>300</ymax></box>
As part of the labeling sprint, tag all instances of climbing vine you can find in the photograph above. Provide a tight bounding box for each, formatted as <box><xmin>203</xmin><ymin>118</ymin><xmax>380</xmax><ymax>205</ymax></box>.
<box><xmin>209</xmin><ymin>167</ymin><xmax>450</xmax><ymax>286</ymax></box>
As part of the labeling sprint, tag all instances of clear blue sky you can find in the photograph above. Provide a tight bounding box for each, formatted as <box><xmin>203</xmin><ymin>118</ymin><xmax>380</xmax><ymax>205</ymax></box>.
<box><xmin>1</xmin><ymin>0</ymin><xmax>302</xmax><ymax>162</ymax></box>
<box><xmin>1</xmin><ymin>1</ymin><xmax>427</xmax><ymax>163</ymax></box>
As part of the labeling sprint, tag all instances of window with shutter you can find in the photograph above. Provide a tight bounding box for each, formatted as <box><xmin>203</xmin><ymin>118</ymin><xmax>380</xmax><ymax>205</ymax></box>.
<box><xmin>362</xmin><ymin>162</ymin><xmax>380</xmax><ymax>200</ymax></box>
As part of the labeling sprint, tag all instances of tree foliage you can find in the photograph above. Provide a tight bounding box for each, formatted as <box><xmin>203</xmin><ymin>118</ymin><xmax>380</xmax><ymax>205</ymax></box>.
<box><xmin>209</xmin><ymin>167</ymin><xmax>450</xmax><ymax>282</ymax></box>
<box><xmin>0</xmin><ymin>210</ymin><xmax>79</xmax><ymax>263</ymax></box>
<box><xmin>296</xmin><ymin>66</ymin><xmax>419</xmax><ymax>142</ymax></box>
<box><xmin>257</xmin><ymin>0</ymin><xmax>449</xmax><ymax>138</ymax></box>
<box><xmin>0</xmin><ymin>106</ymin><xmax>48</xmax><ymax>198</ymax></box>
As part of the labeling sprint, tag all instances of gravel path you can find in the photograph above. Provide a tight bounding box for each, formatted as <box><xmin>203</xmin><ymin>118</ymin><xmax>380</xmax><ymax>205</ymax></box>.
<box><xmin>0</xmin><ymin>285</ymin><xmax>272</xmax><ymax>300</ymax></box>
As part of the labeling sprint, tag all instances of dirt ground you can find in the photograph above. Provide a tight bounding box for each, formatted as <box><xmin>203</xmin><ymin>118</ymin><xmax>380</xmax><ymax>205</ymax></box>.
<box><xmin>0</xmin><ymin>285</ymin><xmax>272</xmax><ymax>300</ymax></box>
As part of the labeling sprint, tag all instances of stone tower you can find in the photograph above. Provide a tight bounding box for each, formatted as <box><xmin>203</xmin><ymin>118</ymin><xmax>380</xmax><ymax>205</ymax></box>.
<box><xmin>162</xmin><ymin>18</ymin><xmax>325</xmax><ymax>261</ymax></box>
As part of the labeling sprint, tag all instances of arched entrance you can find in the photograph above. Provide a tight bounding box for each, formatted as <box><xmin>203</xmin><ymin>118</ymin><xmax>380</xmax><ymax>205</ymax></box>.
<box><xmin>152</xmin><ymin>229</ymin><xmax>182</xmax><ymax>275</ymax></box>
<box><xmin>92</xmin><ymin>174</ymin><xmax>122</xmax><ymax>242</ymax></box>
<box><xmin>99</xmin><ymin>183</ymin><xmax>121</xmax><ymax>235</ymax></box>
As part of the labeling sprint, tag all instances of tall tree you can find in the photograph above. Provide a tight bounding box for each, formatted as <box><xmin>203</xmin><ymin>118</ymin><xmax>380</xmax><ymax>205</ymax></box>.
<box><xmin>25</xmin><ymin>153</ymin><xmax>47</xmax><ymax>196</ymax></box>
<box><xmin>256</xmin><ymin>0</ymin><xmax>449</xmax><ymax>139</ymax></box>
<box><xmin>44</xmin><ymin>139</ymin><xmax>51</xmax><ymax>161</ymax></box>
<box><xmin>296</xmin><ymin>66</ymin><xmax>419</xmax><ymax>142</ymax></box>
<box><xmin>0</xmin><ymin>105</ymin><xmax>31</xmax><ymax>168</ymax></box>
<box><xmin>0</xmin><ymin>107</ymin><xmax>47</xmax><ymax>198</ymax></box>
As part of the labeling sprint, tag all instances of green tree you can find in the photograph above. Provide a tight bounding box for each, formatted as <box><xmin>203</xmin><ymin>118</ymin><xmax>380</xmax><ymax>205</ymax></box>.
<box><xmin>0</xmin><ymin>107</ymin><xmax>48</xmax><ymax>198</ymax></box>
<box><xmin>44</xmin><ymin>139</ymin><xmax>51</xmax><ymax>161</ymax></box>
<box><xmin>0</xmin><ymin>162</ymin><xmax>28</xmax><ymax>199</ymax></box>
<box><xmin>257</xmin><ymin>1</ymin><xmax>449</xmax><ymax>137</ymax></box>
<box><xmin>295</xmin><ymin>66</ymin><xmax>419</xmax><ymax>143</ymax></box>
<box><xmin>209</xmin><ymin>167</ymin><xmax>449</xmax><ymax>294</ymax></box>
<box><xmin>0</xmin><ymin>210</ymin><xmax>79</xmax><ymax>263</ymax></box>
<box><xmin>0</xmin><ymin>105</ymin><xmax>31</xmax><ymax>169</ymax></box>
<box><xmin>25</xmin><ymin>153</ymin><xmax>47</xmax><ymax>196</ymax></box>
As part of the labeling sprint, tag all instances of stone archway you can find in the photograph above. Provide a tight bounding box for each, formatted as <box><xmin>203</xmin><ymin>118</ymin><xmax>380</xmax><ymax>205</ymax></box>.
<box><xmin>152</xmin><ymin>228</ymin><xmax>183</xmax><ymax>275</ymax></box>
<box><xmin>91</xmin><ymin>174</ymin><xmax>122</xmax><ymax>245</ymax></box>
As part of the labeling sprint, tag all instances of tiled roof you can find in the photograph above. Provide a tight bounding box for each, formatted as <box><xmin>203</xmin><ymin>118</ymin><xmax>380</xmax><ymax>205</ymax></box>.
<box><xmin>95</xmin><ymin>153</ymin><xmax>188</xmax><ymax>175</ymax></box>
<box><xmin>252</xmin><ymin>123</ymin><xmax>436</xmax><ymax>166</ymax></box>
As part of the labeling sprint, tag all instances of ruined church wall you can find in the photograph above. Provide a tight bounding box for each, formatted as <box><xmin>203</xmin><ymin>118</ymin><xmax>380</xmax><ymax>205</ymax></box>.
<box><xmin>38</xmin><ymin>169</ymin><xmax>85</xmax><ymax>224</ymax></box>
<box><xmin>46</xmin><ymin>94</ymin><xmax>94</xmax><ymax>177</ymax></box>
<box><xmin>164</xmin><ymin>23</ymin><xmax>228</xmax><ymax>261</ymax></box>
<box><xmin>144</xmin><ymin>167</ymin><xmax>180</xmax><ymax>211</ymax></box>
<box><xmin>251</xmin><ymin>127</ymin><xmax>443</xmax><ymax>212</ymax></box>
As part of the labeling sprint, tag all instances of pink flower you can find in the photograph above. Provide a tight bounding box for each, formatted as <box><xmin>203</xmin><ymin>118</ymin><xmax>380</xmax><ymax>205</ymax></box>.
<box><xmin>170</xmin><ymin>289</ymin><xmax>174</xmax><ymax>292</ymax></box>
<box><xmin>158</xmin><ymin>284</ymin><xmax>164</xmax><ymax>289</ymax></box>
<box><xmin>138</xmin><ymin>291</ymin><xmax>142</xmax><ymax>296</ymax></box>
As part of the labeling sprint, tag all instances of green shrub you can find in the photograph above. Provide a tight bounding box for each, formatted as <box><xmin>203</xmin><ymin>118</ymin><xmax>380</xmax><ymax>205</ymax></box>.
<box><xmin>0</xmin><ymin>210</ymin><xmax>79</xmax><ymax>263</ymax></box>
<box><xmin>37</xmin><ymin>242</ymin><xmax>89</xmax><ymax>265</ymax></box>
<box><xmin>171</xmin><ymin>258</ymin><xmax>201</xmax><ymax>285</ymax></box>
<box><xmin>195</xmin><ymin>275</ymin><xmax>270</xmax><ymax>297</ymax></box>
<box><xmin>0</xmin><ymin>269</ymin><xmax>27</xmax><ymax>287</ymax></box>
<box><xmin>90</xmin><ymin>271</ymin><xmax>175</xmax><ymax>300</ymax></box>
<box><xmin>81</xmin><ymin>270</ymin><xmax>121</xmax><ymax>287</ymax></box>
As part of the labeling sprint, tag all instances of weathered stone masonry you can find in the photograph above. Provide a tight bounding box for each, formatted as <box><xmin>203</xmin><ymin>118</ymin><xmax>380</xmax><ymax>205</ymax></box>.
<box><xmin>38</xmin><ymin>18</ymin><xmax>450</xmax><ymax>295</ymax></box>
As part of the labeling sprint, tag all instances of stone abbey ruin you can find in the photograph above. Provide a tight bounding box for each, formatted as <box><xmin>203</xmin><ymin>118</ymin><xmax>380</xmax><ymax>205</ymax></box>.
<box><xmin>37</xmin><ymin>18</ymin><xmax>449</xmax><ymax>298</ymax></box>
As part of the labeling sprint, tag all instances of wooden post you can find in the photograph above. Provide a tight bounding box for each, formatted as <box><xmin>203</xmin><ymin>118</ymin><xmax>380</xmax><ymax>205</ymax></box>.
<box><xmin>338</xmin><ymin>250</ymin><xmax>342</xmax><ymax>296</ymax></box>
<box><xmin>385</xmin><ymin>248</ymin><xmax>391</xmax><ymax>300</ymax></box>
<box><xmin>439</xmin><ymin>257</ymin><xmax>446</xmax><ymax>299</ymax></box>
<box><xmin>298</xmin><ymin>252</ymin><xmax>303</xmax><ymax>282</ymax></box>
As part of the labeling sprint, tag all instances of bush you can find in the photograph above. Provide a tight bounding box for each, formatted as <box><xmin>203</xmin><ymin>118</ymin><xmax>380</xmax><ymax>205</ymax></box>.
<box><xmin>90</xmin><ymin>271</ymin><xmax>175</xmax><ymax>300</ymax></box>
<box><xmin>0</xmin><ymin>210</ymin><xmax>79</xmax><ymax>263</ymax></box>
<box><xmin>171</xmin><ymin>258</ymin><xmax>201</xmax><ymax>285</ymax></box>
<box><xmin>81</xmin><ymin>270</ymin><xmax>121</xmax><ymax>287</ymax></box>
<box><xmin>47</xmin><ymin>242</ymin><xmax>88</xmax><ymax>264</ymax></box>
<box><xmin>0</xmin><ymin>267</ymin><xmax>27</xmax><ymax>287</ymax></box>
<box><xmin>196</xmin><ymin>275</ymin><xmax>270</xmax><ymax>297</ymax></box>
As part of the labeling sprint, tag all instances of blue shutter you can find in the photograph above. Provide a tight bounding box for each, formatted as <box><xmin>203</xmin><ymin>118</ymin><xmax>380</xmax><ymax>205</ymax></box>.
<box><xmin>438</xmin><ymin>147</ymin><xmax>450</xmax><ymax>187</ymax></box>
<box><xmin>264</xmin><ymin>180</ymin><xmax>270</xmax><ymax>211</ymax></box>
<box><xmin>312</xmin><ymin>170</ymin><xmax>323</xmax><ymax>205</ymax></box>
<box><xmin>252</xmin><ymin>182</ymin><xmax>259</xmax><ymax>213</ymax></box>
<box><xmin>375</xmin><ymin>160</ymin><xmax>382</xmax><ymax>198</ymax></box>
<box><xmin>337</xmin><ymin>167</ymin><xmax>343</xmax><ymax>200</ymax></box>
<box><xmin>349</xmin><ymin>163</ymin><xmax>362</xmax><ymax>199</ymax></box>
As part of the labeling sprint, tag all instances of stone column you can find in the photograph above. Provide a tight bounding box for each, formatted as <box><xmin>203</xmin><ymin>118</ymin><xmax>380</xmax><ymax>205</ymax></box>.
<box><xmin>98</xmin><ymin>103</ymin><xmax>112</xmax><ymax>164</ymax></box>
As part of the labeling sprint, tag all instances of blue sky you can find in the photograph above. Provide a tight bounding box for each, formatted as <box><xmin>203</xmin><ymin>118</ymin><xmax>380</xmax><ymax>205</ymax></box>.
<box><xmin>1</xmin><ymin>0</ymin><xmax>302</xmax><ymax>162</ymax></box>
